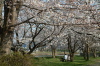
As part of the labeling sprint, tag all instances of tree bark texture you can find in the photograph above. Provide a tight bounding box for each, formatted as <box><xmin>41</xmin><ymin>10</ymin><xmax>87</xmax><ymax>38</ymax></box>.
<box><xmin>0</xmin><ymin>0</ymin><xmax>19</xmax><ymax>55</ymax></box>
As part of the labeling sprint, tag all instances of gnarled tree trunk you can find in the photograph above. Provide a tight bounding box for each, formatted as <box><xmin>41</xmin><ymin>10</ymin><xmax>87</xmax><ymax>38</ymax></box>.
<box><xmin>0</xmin><ymin>0</ymin><xmax>21</xmax><ymax>55</ymax></box>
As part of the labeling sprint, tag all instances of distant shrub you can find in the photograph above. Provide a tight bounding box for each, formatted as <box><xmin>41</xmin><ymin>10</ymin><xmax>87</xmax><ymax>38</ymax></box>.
<box><xmin>0</xmin><ymin>52</ymin><xmax>36</xmax><ymax>66</ymax></box>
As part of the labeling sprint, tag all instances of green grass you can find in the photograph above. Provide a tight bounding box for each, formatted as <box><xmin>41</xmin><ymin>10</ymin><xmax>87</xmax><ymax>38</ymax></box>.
<box><xmin>34</xmin><ymin>56</ymin><xmax>100</xmax><ymax>66</ymax></box>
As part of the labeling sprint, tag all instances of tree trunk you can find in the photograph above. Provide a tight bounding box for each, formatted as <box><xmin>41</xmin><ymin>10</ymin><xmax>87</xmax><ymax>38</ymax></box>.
<box><xmin>86</xmin><ymin>44</ymin><xmax>89</xmax><ymax>61</ymax></box>
<box><xmin>70</xmin><ymin>53</ymin><xmax>74</xmax><ymax>62</ymax></box>
<box><xmin>0</xmin><ymin>34</ymin><xmax>13</xmax><ymax>55</ymax></box>
<box><xmin>50</xmin><ymin>45</ymin><xmax>56</xmax><ymax>58</ymax></box>
<box><xmin>0</xmin><ymin>0</ymin><xmax>4</xmax><ymax>45</ymax></box>
<box><xmin>52</xmin><ymin>49</ymin><xmax>56</xmax><ymax>58</ymax></box>
<box><xmin>0</xmin><ymin>1</ymin><xmax>3</xmax><ymax>21</ymax></box>
<box><xmin>83</xmin><ymin>44</ymin><xmax>89</xmax><ymax>61</ymax></box>
<box><xmin>83</xmin><ymin>44</ymin><xmax>90</xmax><ymax>61</ymax></box>
<box><xmin>83</xmin><ymin>48</ymin><xmax>87</xmax><ymax>60</ymax></box>
<box><xmin>92</xmin><ymin>49</ymin><xmax>96</xmax><ymax>58</ymax></box>
<box><xmin>64</xmin><ymin>50</ymin><xmax>65</xmax><ymax>55</ymax></box>
<box><xmin>0</xmin><ymin>0</ymin><xmax>18</xmax><ymax>55</ymax></box>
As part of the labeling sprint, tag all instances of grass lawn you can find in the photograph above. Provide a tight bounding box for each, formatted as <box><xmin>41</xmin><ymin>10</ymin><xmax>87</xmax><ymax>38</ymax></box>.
<box><xmin>34</xmin><ymin>56</ymin><xmax>100</xmax><ymax>66</ymax></box>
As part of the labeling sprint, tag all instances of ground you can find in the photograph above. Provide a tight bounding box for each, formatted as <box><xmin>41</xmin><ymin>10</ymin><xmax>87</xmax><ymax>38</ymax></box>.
<box><xmin>86</xmin><ymin>60</ymin><xmax>100</xmax><ymax>66</ymax></box>
<box><xmin>34</xmin><ymin>56</ymin><xmax>100</xmax><ymax>66</ymax></box>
